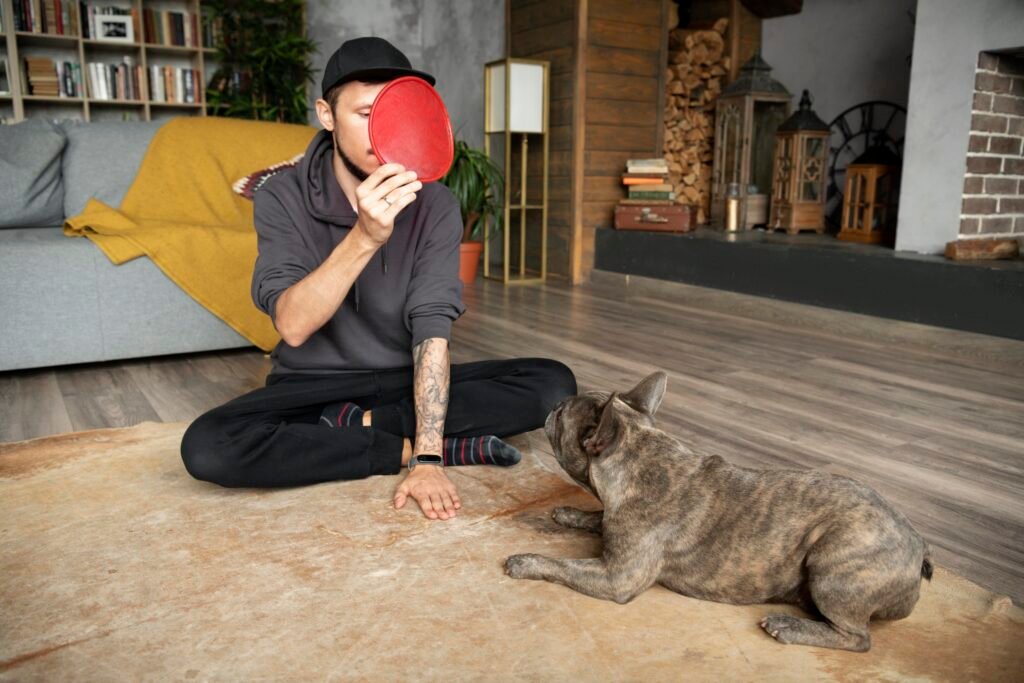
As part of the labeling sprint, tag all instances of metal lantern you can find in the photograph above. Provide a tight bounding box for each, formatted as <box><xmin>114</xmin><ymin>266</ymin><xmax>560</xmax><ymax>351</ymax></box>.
<box><xmin>768</xmin><ymin>90</ymin><xmax>829</xmax><ymax>234</ymax></box>
<box><xmin>712</xmin><ymin>51</ymin><xmax>790</xmax><ymax>230</ymax></box>
<box><xmin>837</xmin><ymin>143</ymin><xmax>900</xmax><ymax>244</ymax></box>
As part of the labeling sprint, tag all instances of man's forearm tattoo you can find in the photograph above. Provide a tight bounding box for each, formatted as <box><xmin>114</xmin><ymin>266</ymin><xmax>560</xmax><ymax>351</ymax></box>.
<box><xmin>412</xmin><ymin>338</ymin><xmax>450</xmax><ymax>455</ymax></box>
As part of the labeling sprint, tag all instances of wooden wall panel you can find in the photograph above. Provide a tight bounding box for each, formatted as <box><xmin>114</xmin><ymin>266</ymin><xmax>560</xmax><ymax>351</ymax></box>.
<box><xmin>510</xmin><ymin>0</ymin><xmax>577</xmax><ymax>280</ymax></box>
<box><xmin>589</xmin><ymin>0</ymin><xmax>662</xmax><ymax>25</ymax></box>
<box><xmin>587</xmin><ymin>99</ymin><xmax>658</xmax><ymax>126</ymax></box>
<box><xmin>587</xmin><ymin>46</ymin><xmax>662</xmax><ymax>77</ymax></box>
<box><xmin>588</xmin><ymin>18</ymin><xmax>662</xmax><ymax>51</ymax></box>
<box><xmin>587</xmin><ymin>72</ymin><xmax>659</xmax><ymax>102</ymax></box>
<box><xmin>578</xmin><ymin>0</ymin><xmax>667</xmax><ymax>282</ymax></box>
<box><xmin>513</xmin><ymin>21</ymin><xmax>575</xmax><ymax>55</ymax></box>
<box><xmin>510</xmin><ymin>0</ymin><xmax>669</xmax><ymax>283</ymax></box>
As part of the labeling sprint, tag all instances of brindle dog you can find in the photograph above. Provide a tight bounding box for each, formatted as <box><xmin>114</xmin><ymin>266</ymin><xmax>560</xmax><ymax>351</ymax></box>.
<box><xmin>505</xmin><ymin>372</ymin><xmax>932</xmax><ymax>652</ymax></box>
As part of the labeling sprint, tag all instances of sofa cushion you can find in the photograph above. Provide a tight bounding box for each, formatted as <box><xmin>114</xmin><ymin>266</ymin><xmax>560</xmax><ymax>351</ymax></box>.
<box><xmin>0</xmin><ymin>117</ymin><xmax>67</xmax><ymax>228</ymax></box>
<box><xmin>0</xmin><ymin>228</ymin><xmax>250</xmax><ymax>372</ymax></box>
<box><xmin>60</xmin><ymin>119</ymin><xmax>165</xmax><ymax>218</ymax></box>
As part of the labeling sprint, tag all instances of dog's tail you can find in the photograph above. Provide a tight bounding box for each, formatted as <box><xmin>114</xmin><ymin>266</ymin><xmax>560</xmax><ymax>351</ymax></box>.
<box><xmin>921</xmin><ymin>551</ymin><xmax>934</xmax><ymax>582</ymax></box>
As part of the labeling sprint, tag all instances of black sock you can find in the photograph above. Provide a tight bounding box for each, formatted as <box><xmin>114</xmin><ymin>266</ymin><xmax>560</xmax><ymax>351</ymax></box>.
<box><xmin>442</xmin><ymin>435</ymin><xmax>521</xmax><ymax>467</ymax></box>
<box><xmin>320</xmin><ymin>401</ymin><xmax>364</xmax><ymax>428</ymax></box>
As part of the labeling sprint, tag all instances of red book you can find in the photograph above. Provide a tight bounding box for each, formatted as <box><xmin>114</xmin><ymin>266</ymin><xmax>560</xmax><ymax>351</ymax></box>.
<box><xmin>623</xmin><ymin>176</ymin><xmax>668</xmax><ymax>186</ymax></box>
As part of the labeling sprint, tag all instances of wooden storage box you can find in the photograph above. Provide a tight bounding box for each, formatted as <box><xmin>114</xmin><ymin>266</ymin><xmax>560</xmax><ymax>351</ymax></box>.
<box><xmin>614</xmin><ymin>204</ymin><xmax>692</xmax><ymax>232</ymax></box>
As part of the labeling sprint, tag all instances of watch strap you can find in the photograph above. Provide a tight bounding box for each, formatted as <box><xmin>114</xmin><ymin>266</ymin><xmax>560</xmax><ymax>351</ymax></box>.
<box><xmin>408</xmin><ymin>454</ymin><xmax>444</xmax><ymax>470</ymax></box>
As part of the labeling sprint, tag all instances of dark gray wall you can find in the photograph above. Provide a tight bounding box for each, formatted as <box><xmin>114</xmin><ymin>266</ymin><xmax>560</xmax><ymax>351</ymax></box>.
<box><xmin>305</xmin><ymin>0</ymin><xmax>505</xmax><ymax>149</ymax></box>
<box><xmin>896</xmin><ymin>0</ymin><xmax>1024</xmax><ymax>253</ymax></box>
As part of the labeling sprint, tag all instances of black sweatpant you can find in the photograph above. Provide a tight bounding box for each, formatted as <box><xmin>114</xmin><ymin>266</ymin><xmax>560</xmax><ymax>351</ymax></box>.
<box><xmin>180</xmin><ymin>357</ymin><xmax>577</xmax><ymax>488</ymax></box>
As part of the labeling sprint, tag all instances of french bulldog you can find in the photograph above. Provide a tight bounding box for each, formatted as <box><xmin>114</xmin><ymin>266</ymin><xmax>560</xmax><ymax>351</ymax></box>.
<box><xmin>505</xmin><ymin>372</ymin><xmax>932</xmax><ymax>652</ymax></box>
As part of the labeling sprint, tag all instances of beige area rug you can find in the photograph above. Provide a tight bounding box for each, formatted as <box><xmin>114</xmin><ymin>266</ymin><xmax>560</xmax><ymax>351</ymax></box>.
<box><xmin>2</xmin><ymin>422</ymin><xmax>1022</xmax><ymax>682</ymax></box>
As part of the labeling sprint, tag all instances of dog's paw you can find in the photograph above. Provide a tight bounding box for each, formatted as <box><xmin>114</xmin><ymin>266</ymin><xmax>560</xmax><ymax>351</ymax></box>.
<box><xmin>505</xmin><ymin>553</ymin><xmax>544</xmax><ymax>580</ymax></box>
<box><xmin>760</xmin><ymin>615</ymin><xmax>803</xmax><ymax>644</ymax></box>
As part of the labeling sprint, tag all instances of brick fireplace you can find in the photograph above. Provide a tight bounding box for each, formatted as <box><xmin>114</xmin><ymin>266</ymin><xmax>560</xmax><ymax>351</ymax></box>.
<box><xmin>959</xmin><ymin>50</ymin><xmax>1024</xmax><ymax>238</ymax></box>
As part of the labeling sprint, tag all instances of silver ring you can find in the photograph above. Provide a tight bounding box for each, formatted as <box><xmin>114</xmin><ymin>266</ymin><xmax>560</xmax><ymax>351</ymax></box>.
<box><xmin>384</xmin><ymin>196</ymin><xmax>393</xmax><ymax>206</ymax></box>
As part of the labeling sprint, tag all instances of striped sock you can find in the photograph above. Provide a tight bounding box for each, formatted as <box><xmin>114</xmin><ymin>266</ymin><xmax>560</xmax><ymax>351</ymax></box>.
<box><xmin>319</xmin><ymin>401</ymin><xmax>364</xmax><ymax>427</ymax></box>
<box><xmin>442</xmin><ymin>436</ymin><xmax>521</xmax><ymax>467</ymax></box>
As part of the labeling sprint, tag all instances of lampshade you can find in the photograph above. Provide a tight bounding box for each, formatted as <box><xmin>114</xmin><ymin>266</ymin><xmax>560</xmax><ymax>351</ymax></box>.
<box><xmin>485</xmin><ymin>59</ymin><xmax>546</xmax><ymax>134</ymax></box>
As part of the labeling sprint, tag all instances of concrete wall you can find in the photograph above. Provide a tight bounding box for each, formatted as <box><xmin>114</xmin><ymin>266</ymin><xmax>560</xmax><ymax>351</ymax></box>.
<box><xmin>761</xmin><ymin>0</ymin><xmax>916</xmax><ymax>127</ymax></box>
<box><xmin>305</xmin><ymin>0</ymin><xmax>505</xmax><ymax>149</ymax></box>
<box><xmin>896</xmin><ymin>0</ymin><xmax>1024</xmax><ymax>253</ymax></box>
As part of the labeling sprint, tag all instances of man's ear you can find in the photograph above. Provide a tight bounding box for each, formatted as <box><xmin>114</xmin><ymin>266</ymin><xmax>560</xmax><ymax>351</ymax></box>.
<box><xmin>621</xmin><ymin>371</ymin><xmax>667</xmax><ymax>417</ymax></box>
<box><xmin>583</xmin><ymin>393</ymin><xmax>624</xmax><ymax>458</ymax></box>
<box><xmin>314</xmin><ymin>98</ymin><xmax>335</xmax><ymax>131</ymax></box>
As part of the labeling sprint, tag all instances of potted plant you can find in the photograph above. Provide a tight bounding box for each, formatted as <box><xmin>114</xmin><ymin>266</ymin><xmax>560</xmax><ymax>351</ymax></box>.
<box><xmin>440</xmin><ymin>139</ymin><xmax>504</xmax><ymax>284</ymax></box>
<box><xmin>204</xmin><ymin>0</ymin><xmax>316</xmax><ymax>124</ymax></box>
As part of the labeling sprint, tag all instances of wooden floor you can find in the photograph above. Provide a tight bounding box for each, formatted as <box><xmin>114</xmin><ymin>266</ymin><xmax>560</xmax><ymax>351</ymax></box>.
<box><xmin>2</xmin><ymin>276</ymin><xmax>1023</xmax><ymax>605</ymax></box>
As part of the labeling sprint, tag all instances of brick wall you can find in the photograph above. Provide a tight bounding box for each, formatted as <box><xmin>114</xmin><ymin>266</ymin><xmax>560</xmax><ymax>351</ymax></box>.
<box><xmin>959</xmin><ymin>51</ymin><xmax>1024</xmax><ymax>237</ymax></box>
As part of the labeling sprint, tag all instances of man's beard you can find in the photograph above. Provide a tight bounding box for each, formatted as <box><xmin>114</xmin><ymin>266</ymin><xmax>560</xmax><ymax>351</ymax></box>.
<box><xmin>333</xmin><ymin>130</ymin><xmax>369</xmax><ymax>182</ymax></box>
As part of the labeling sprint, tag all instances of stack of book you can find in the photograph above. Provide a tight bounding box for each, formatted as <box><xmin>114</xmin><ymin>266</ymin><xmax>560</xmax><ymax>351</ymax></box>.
<box><xmin>12</xmin><ymin>0</ymin><xmax>78</xmax><ymax>34</ymax></box>
<box><xmin>621</xmin><ymin>158</ymin><xmax>675</xmax><ymax>204</ymax></box>
<box><xmin>24</xmin><ymin>56</ymin><xmax>60</xmax><ymax>96</ymax></box>
<box><xmin>614</xmin><ymin>157</ymin><xmax>691</xmax><ymax>233</ymax></box>
<box><xmin>148</xmin><ymin>66</ymin><xmax>200</xmax><ymax>104</ymax></box>
<box><xmin>143</xmin><ymin>8</ymin><xmax>199</xmax><ymax>47</ymax></box>
<box><xmin>87</xmin><ymin>57</ymin><xmax>141</xmax><ymax>100</ymax></box>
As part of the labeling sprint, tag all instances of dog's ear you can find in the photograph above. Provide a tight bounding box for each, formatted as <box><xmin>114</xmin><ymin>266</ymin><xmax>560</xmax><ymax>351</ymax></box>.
<box><xmin>621</xmin><ymin>371</ymin><xmax>667</xmax><ymax>417</ymax></box>
<box><xmin>582</xmin><ymin>393</ymin><xmax>624</xmax><ymax>458</ymax></box>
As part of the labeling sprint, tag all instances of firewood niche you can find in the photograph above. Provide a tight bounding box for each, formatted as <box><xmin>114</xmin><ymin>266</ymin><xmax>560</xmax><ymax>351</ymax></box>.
<box><xmin>662</xmin><ymin>18</ymin><xmax>730</xmax><ymax>226</ymax></box>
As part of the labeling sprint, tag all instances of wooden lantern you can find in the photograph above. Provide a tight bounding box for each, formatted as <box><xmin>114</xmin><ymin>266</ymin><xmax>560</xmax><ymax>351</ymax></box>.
<box><xmin>837</xmin><ymin>144</ymin><xmax>900</xmax><ymax>244</ymax></box>
<box><xmin>711</xmin><ymin>51</ymin><xmax>790</xmax><ymax>230</ymax></box>
<box><xmin>769</xmin><ymin>90</ymin><xmax>829</xmax><ymax>234</ymax></box>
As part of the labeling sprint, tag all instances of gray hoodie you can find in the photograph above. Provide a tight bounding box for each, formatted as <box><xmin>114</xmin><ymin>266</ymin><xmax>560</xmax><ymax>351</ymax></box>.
<box><xmin>251</xmin><ymin>129</ymin><xmax>465</xmax><ymax>375</ymax></box>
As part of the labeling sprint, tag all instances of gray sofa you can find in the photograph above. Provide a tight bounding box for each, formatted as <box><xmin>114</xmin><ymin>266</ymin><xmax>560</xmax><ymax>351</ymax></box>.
<box><xmin>0</xmin><ymin>118</ymin><xmax>252</xmax><ymax>373</ymax></box>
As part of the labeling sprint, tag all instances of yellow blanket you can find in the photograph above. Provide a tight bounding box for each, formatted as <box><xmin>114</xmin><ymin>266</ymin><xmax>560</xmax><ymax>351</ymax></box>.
<box><xmin>63</xmin><ymin>117</ymin><xmax>318</xmax><ymax>351</ymax></box>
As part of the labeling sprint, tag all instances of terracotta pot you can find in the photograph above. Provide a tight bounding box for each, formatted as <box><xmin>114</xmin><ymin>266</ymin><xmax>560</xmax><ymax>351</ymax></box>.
<box><xmin>459</xmin><ymin>241</ymin><xmax>483</xmax><ymax>285</ymax></box>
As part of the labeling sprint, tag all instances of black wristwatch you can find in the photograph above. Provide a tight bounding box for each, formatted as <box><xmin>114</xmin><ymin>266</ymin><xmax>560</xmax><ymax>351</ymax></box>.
<box><xmin>408</xmin><ymin>454</ymin><xmax>444</xmax><ymax>470</ymax></box>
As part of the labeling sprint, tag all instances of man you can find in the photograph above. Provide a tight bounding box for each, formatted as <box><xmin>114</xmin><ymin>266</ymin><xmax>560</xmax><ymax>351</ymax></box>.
<box><xmin>180</xmin><ymin>37</ymin><xmax>576</xmax><ymax>521</ymax></box>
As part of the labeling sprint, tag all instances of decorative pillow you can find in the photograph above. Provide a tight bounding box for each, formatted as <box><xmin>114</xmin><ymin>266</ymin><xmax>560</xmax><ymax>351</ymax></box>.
<box><xmin>232</xmin><ymin>153</ymin><xmax>304</xmax><ymax>200</ymax></box>
<box><xmin>60</xmin><ymin>120</ymin><xmax>166</xmax><ymax>218</ymax></box>
<box><xmin>0</xmin><ymin>117</ymin><xmax>67</xmax><ymax>228</ymax></box>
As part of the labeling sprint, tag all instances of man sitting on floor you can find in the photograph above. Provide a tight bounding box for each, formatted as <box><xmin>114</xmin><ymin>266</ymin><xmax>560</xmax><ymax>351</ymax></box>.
<box><xmin>180</xmin><ymin>37</ymin><xmax>576</xmax><ymax>521</ymax></box>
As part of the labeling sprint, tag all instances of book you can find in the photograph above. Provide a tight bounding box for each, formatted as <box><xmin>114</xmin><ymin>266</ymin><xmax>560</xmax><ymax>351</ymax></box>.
<box><xmin>25</xmin><ymin>56</ymin><xmax>60</xmax><ymax>96</ymax></box>
<box><xmin>626</xmin><ymin>183</ymin><xmax>673</xmax><ymax>193</ymax></box>
<box><xmin>626</xmin><ymin>158</ymin><xmax>669</xmax><ymax>173</ymax></box>
<box><xmin>628</xmin><ymin>190</ymin><xmax>676</xmax><ymax>200</ymax></box>
<box><xmin>617</xmin><ymin>198</ymin><xmax>676</xmax><ymax>206</ymax></box>
<box><xmin>627</xmin><ymin>158</ymin><xmax>667</xmax><ymax>166</ymax></box>
<box><xmin>622</xmin><ymin>176</ymin><xmax>669</xmax><ymax>186</ymax></box>
<box><xmin>0</xmin><ymin>59</ymin><xmax>10</xmax><ymax>95</ymax></box>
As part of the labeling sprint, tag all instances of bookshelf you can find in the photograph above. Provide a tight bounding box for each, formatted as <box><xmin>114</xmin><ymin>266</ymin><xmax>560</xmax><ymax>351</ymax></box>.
<box><xmin>0</xmin><ymin>0</ymin><xmax>219</xmax><ymax>123</ymax></box>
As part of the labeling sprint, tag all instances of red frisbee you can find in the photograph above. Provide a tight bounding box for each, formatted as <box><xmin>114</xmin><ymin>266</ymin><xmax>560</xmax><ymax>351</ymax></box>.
<box><xmin>369</xmin><ymin>76</ymin><xmax>454</xmax><ymax>183</ymax></box>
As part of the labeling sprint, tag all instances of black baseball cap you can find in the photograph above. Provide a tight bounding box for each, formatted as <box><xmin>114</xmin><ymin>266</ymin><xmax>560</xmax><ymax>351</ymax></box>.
<box><xmin>321</xmin><ymin>37</ymin><xmax>436</xmax><ymax>98</ymax></box>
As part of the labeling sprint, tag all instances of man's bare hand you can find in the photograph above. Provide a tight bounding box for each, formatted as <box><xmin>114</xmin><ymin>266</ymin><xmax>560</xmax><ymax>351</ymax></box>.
<box><xmin>393</xmin><ymin>466</ymin><xmax>461</xmax><ymax>521</ymax></box>
<box><xmin>354</xmin><ymin>163</ymin><xmax>422</xmax><ymax>245</ymax></box>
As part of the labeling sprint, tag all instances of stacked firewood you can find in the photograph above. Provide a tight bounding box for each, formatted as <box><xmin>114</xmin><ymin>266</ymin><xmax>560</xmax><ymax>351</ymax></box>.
<box><xmin>662</xmin><ymin>18</ymin><xmax>730</xmax><ymax>225</ymax></box>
